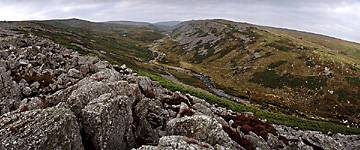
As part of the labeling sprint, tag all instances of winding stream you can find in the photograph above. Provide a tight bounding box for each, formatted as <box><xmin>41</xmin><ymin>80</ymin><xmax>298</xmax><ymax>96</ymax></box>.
<box><xmin>148</xmin><ymin>43</ymin><xmax>248</xmax><ymax>104</ymax></box>
<box><xmin>192</xmin><ymin>73</ymin><xmax>249</xmax><ymax>103</ymax></box>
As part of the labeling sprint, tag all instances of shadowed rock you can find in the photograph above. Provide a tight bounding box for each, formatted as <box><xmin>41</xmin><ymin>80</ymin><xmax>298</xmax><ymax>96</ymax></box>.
<box><xmin>81</xmin><ymin>94</ymin><xmax>135</xmax><ymax>150</ymax></box>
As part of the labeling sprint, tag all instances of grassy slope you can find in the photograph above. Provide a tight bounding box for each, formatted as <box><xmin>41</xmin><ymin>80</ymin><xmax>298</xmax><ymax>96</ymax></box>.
<box><xmin>155</xmin><ymin>20</ymin><xmax>360</xmax><ymax>124</ymax></box>
<box><xmin>264</xmin><ymin>26</ymin><xmax>360</xmax><ymax>59</ymax></box>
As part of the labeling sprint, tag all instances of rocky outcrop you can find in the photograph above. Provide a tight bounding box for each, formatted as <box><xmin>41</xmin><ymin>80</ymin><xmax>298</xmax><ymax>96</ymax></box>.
<box><xmin>136</xmin><ymin>136</ymin><xmax>214</xmax><ymax>150</ymax></box>
<box><xmin>0</xmin><ymin>106</ymin><xmax>84</xmax><ymax>150</ymax></box>
<box><xmin>275</xmin><ymin>125</ymin><xmax>360</xmax><ymax>150</ymax></box>
<box><xmin>81</xmin><ymin>94</ymin><xmax>135</xmax><ymax>150</ymax></box>
<box><xmin>0</xmin><ymin>28</ymin><xmax>359</xmax><ymax>150</ymax></box>
<box><xmin>166</xmin><ymin>115</ymin><xmax>242</xmax><ymax>149</ymax></box>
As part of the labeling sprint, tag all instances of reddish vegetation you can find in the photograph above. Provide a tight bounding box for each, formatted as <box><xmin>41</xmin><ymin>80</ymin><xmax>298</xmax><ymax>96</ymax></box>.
<box><xmin>172</xmin><ymin>93</ymin><xmax>193</xmax><ymax>106</ymax></box>
<box><xmin>184</xmin><ymin>137</ymin><xmax>199</xmax><ymax>145</ymax></box>
<box><xmin>278</xmin><ymin>135</ymin><xmax>289</xmax><ymax>145</ymax></box>
<box><xmin>184</xmin><ymin>137</ymin><xmax>210</xmax><ymax>148</ymax></box>
<box><xmin>220</xmin><ymin>113</ymin><xmax>277</xmax><ymax>140</ymax></box>
<box><xmin>13</xmin><ymin>72</ymin><xmax>54</xmax><ymax>87</ymax></box>
<box><xmin>201</xmin><ymin>143</ymin><xmax>210</xmax><ymax>148</ymax></box>
<box><xmin>41</xmin><ymin>98</ymin><xmax>49</xmax><ymax>109</ymax></box>
<box><xmin>179</xmin><ymin>108</ymin><xmax>195</xmax><ymax>117</ymax></box>
<box><xmin>222</xmin><ymin>125</ymin><xmax>254</xmax><ymax>150</ymax></box>
<box><xmin>9</xmin><ymin>126</ymin><xmax>17</xmax><ymax>133</ymax></box>
<box><xmin>19</xmin><ymin>105</ymin><xmax>29</xmax><ymax>112</ymax></box>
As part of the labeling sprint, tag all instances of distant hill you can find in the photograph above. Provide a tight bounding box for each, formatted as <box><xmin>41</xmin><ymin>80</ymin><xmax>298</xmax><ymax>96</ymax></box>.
<box><xmin>153</xmin><ymin>21</ymin><xmax>181</xmax><ymax>31</ymax></box>
<box><xmin>106</xmin><ymin>20</ymin><xmax>152</xmax><ymax>26</ymax></box>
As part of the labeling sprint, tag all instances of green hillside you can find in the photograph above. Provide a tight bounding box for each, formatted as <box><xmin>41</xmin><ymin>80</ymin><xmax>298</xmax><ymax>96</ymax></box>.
<box><xmin>153</xmin><ymin>19</ymin><xmax>360</xmax><ymax>124</ymax></box>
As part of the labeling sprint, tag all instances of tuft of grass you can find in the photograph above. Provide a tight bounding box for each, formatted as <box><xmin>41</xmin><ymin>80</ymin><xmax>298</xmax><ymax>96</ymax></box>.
<box><xmin>137</xmin><ymin>70</ymin><xmax>360</xmax><ymax>135</ymax></box>
<box><xmin>268</xmin><ymin>60</ymin><xmax>287</xmax><ymax>69</ymax></box>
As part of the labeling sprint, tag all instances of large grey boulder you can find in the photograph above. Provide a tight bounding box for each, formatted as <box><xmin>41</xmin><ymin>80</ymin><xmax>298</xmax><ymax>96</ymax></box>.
<box><xmin>332</xmin><ymin>133</ymin><xmax>360</xmax><ymax>150</ymax></box>
<box><xmin>0</xmin><ymin>67</ymin><xmax>21</xmax><ymax>115</ymax></box>
<box><xmin>166</xmin><ymin>115</ymin><xmax>242</xmax><ymax>149</ymax></box>
<box><xmin>244</xmin><ymin>132</ymin><xmax>271</xmax><ymax>149</ymax></box>
<box><xmin>134</xmin><ymin>97</ymin><xmax>170</xmax><ymax>146</ymax></box>
<box><xmin>44</xmin><ymin>68</ymin><xmax>143</xmax><ymax>149</ymax></box>
<box><xmin>81</xmin><ymin>94</ymin><xmax>135</xmax><ymax>150</ymax></box>
<box><xmin>0</xmin><ymin>106</ymin><xmax>84</xmax><ymax>150</ymax></box>
<box><xmin>68</xmin><ymin>68</ymin><xmax>83</xmax><ymax>79</ymax></box>
<box><xmin>137</xmin><ymin>76</ymin><xmax>156</xmax><ymax>98</ymax></box>
<box><xmin>303</xmin><ymin>133</ymin><xmax>343</xmax><ymax>150</ymax></box>
<box><xmin>47</xmin><ymin>69</ymin><xmax>141</xmax><ymax>113</ymax></box>
<box><xmin>274</xmin><ymin>125</ymin><xmax>350</xmax><ymax>150</ymax></box>
<box><xmin>136</xmin><ymin>136</ymin><xmax>214</xmax><ymax>150</ymax></box>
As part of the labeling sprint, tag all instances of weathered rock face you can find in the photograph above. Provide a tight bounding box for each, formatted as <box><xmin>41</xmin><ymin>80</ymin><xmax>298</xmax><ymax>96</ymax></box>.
<box><xmin>0</xmin><ymin>28</ymin><xmax>359</xmax><ymax>150</ymax></box>
<box><xmin>137</xmin><ymin>76</ymin><xmax>156</xmax><ymax>98</ymax></box>
<box><xmin>166</xmin><ymin>115</ymin><xmax>242</xmax><ymax>149</ymax></box>
<box><xmin>0</xmin><ymin>106</ymin><xmax>84</xmax><ymax>150</ymax></box>
<box><xmin>81</xmin><ymin>94</ymin><xmax>135</xmax><ymax>150</ymax></box>
<box><xmin>274</xmin><ymin>125</ymin><xmax>360</xmax><ymax>150</ymax></box>
<box><xmin>0</xmin><ymin>66</ymin><xmax>21</xmax><ymax>114</ymax></box>
<box><xmin>136</xmin><ymin>136</ymin><xmax>214</xmax><ymax>150</ymax></box>
<box><xmin>133</xmin><ymin>97</ymin><xmax>169</xmax><ymax>146</ymax></box>
<box><xmin>0</xmin><ymin>29</ymin><xmax>106</xmax><ymax>116</ymax></box>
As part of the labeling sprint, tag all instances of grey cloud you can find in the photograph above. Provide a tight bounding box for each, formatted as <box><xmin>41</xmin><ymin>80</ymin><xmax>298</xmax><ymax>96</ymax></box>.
<box><xmin>0</xmin><ymin>0</ymin><xmax>359</xmax><ymax>42</ymax></box>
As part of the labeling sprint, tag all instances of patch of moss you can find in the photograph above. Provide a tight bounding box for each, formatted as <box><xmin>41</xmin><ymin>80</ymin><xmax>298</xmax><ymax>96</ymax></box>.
<box><xmin>345</xmin><ymin>76</ymin><xmax>360</xmax><ymax>87</ymax></box>
<box><xmin>250</xmin><ymin>69</ymin><xmax>327</xmax><ymax>90</ymax></box>
<box><xmin>250</xmin><ymin>70</ymin><xmax>281</xmax><ymax>88</ymax></box>
<box><xmin>265</xmin><ymin>39</ymin><xmax>296</xmax><ymax>51</ymax></box>
<box><xmin>335</xmin><ymin>89</ymin><xmax>350</xmax><ymax>102</ymax></box>
<box><xmin>268</xmin><ymin>60</ymin><xmax>287</xmax><ymax>69</ymax></box>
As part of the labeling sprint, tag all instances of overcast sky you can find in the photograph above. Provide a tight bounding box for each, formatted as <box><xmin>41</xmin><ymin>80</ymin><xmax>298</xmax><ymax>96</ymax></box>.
<box><xmin>0</xmin><ymin>0</ymin><xmax>359</xmax><ymax>43</ymax></box>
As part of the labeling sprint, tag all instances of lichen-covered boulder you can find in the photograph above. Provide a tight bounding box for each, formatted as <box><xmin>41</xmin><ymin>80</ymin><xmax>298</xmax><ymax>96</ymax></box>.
<box><xmin>134</xmin><ymin>97</ymin><xmax>170</xmax><ymax>146</ymax></box>
<box><xmin>136</xmin><ymin>136</ymin><xmax>214</xmax><ymax>150</ymax></box>
<box><xmin>81</xmin><ymin>94</ymin><xmax>136</xmax><ymax>150</ymax></box>
<box><xmin>137</xmin><ymin>76</ymin><xmax>156</xmax><ymax>98</ymax></box>
<box><xmin>166</xmin><ymin>115</ymin><xmax>242</xmax><ymax>149</ymax></box>
<box><xmin>0</xmin><ymin>106</ymin><xmax>84</xmax><ymax>150</ymax></box>
<box><xmin>47</xmin><ymin>69</ymin><xmax>141</xmax><ymax>114</ymax></box>
<box><xmin>0</xmin><ymin>66</ymin><xmax>21</xmax><ymax>115</ymax></box>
